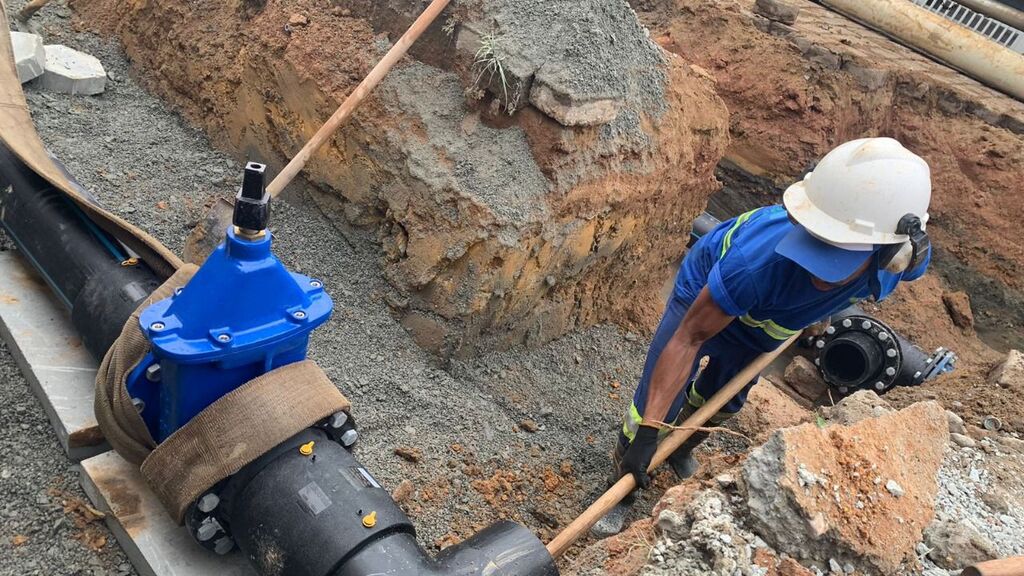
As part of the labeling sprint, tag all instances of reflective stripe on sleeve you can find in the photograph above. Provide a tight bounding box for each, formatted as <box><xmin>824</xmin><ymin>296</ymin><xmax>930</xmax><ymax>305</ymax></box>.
<box><xmin>738</xmin><ymin>314</ymin><xmax>800</xmax><ymax>340</ymax></box>
<box><xmin>719</xmin><ymin>208</ymin><xmax>760</xmax><ymax>259</ymax></box>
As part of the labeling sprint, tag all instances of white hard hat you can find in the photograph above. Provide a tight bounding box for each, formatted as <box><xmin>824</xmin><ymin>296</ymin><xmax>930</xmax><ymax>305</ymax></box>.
<box><xmin>783</xmin><ymin>137</ymin><xmax>931</xmax><ymax>248</ymax></box>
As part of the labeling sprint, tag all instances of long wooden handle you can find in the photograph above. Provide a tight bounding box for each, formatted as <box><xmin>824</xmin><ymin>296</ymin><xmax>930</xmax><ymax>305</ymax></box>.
<box><xmin>545</xmin><ymin>333</ymin><xmax>801</xmax><ymax>559</ymax></box>
<box><xmin>963</xmin><ymin>558</ymin><xmax>1024</xmax><ymax>576</ymax></box>
<box><xmin>266</xmin><ymin>0</ymin><xmax>451</xmax><ymax>198</ymax></box>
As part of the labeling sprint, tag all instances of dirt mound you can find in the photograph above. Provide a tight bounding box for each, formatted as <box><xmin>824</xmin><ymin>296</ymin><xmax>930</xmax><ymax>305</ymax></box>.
<box><xmin>69</xmin><ymin>0</ymin><xmax>730</xmax><ymax>358</ymax></box>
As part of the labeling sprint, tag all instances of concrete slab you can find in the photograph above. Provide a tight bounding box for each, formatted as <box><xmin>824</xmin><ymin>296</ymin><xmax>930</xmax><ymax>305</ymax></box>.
<box><xmin>40</xmin><ymin>44</ymin><xmax>106</xmax><ymax>95</ymax></box>
<box><xmin>80</xmin><ymin>451</ymin><xmax>255</xmax><ymax>576</ymax></box>
<box><xmin>0</xmin><ymin>251</ymin><xmax>108</xmax><ymax>460</ymax></box>
<box><xmin>10</xmin><ymin>31</ymin><xmax>45</xmax><ymax>83</ymax></box>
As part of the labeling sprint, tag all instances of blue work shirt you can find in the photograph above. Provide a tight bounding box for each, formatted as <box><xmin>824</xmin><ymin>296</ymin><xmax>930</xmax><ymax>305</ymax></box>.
<box><xmin>675</xmin><ymin>206</ymin><xmax>930</xmax><ymax>353</ymax></box>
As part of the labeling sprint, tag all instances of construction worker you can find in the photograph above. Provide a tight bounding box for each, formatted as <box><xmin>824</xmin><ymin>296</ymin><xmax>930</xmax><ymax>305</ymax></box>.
<box><xmin>594</xmin><ymin>137</ymin><xmax>934</xmax><ymax>535</ymax></box>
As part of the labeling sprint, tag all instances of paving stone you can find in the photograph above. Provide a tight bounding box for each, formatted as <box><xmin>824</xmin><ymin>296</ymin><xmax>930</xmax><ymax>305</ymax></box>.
<box><xmin>11</xmin><ymin>31</ymin><xmax>45</xmax><ymax>83</ymax></box>
<box><xmin>0</xmin><ymin>252</ymin><xmax>108</xmax><ymax>460</ymax></box>
<box><xmin>40</xmin><ymin>44</ymin><xmax>107</xmax><ymax>95</ymax></box>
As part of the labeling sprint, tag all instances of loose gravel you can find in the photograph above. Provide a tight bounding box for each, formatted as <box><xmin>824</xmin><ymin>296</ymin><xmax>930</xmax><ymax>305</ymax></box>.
<box><xmin>3</xmin><ymin>0</ymin><xmax>657</xmax><ymax>571</ymax></box>
<box><xmin>0</xmin><ymin>341</ymin><xmax>135</xmax><ymax>576</ymax></box>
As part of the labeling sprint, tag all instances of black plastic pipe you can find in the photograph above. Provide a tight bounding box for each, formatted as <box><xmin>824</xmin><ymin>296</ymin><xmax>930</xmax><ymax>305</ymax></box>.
<box><xmin>206</xmin><ymin>428</ymin><xmax>557</xmax><ymax>576</ymax></box>
<box><xmin>1</xmin><ymin>147</ymin><xmax>558</xmax><ymax>576</ymax></box>
<box><xmin>0</xmin><ymin>143</ymin><xmax>161</xmax><ymax>360</ymax></box>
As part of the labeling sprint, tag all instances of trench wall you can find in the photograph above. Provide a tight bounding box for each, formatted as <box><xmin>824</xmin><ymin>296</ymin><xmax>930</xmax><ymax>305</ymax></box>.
<box><xmin>69</xmin><ymin>0</ymin><xmax>730</xmax><ymax>357</ymax></box>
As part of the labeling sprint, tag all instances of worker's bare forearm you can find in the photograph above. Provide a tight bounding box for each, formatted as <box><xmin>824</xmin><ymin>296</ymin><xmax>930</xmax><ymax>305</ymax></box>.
<box><xmin>641</xmin><ymin>286</ymin><xmax>735</xmax><ymax>427</ymax></box>
<box><xmin>643</xmin><ymin>338</ymin><xmax>701</xmax><ymax>425</ymax></box>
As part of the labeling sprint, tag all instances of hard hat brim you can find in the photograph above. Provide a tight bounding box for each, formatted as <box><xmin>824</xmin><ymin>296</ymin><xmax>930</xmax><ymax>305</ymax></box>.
<box><xmin>783</xmin><ymin>182</ymin><xmax>909</xmax><ymax>245</ymax></box>
<box><xmin>775</xmin><ymin>223</ymin><xmax>873</xmax><ymax>284</ymax></box>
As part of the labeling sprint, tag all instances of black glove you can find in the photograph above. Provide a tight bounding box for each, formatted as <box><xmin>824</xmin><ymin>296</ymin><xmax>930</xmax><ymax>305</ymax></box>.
<box><xmin>621</xmin><ymin>425</ymin><xmax>659</xmax><ymax>489</ymax></box>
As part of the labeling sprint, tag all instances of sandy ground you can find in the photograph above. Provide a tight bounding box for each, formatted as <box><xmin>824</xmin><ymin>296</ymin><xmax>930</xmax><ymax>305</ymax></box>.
<box><xmin>1</xmin><ymin>1</ymin><xmax>666</xmax><ymax>571</ymax></box>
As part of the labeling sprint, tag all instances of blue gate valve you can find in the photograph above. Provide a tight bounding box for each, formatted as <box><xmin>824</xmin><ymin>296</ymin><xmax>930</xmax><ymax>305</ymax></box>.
<box><xmin>126</xmin><ymin>162</ymin><xmax>333</xmax><ymax>442</ymax></box>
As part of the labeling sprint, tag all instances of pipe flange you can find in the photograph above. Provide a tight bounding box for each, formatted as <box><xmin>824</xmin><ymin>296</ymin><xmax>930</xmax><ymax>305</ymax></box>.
<box><xmin>185</xmin><ymin>488</ymin><xmax>235</xmax><ymax>555</ymax></box>
<box><xmin>812</xmin><ymin>315</ymin><xmax>902</xmax><ymax>395</ymax></box>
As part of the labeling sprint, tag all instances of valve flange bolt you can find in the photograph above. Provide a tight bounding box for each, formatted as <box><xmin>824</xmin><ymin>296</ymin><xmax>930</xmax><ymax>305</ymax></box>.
<box><xmin>329</xmin><ymin>411</ymin><xmax>349</xmax><ymax>429</ymax></box>
<box><xmin>197</xmin><ymin>493</ymin><xmax>220</xmax><ymax>513</ymax></box>
<box><xmin>217</xmin><ymin>333</ymin><xmax>232</xmax><ymax>343</ymax></box>
<box><xmin>310</xmin><ymin>280</ymin><xmax>322</xmax><ymax>288</ymax></box>
<box><xmin>341</xmin><ymin>429</ymin><xmax>358</xmax><ymax>447</ymax></box>
<box><xmin>150</xmin><ymin>322</ymin><xmax>166</xmax><ymax>331</ymax></box>
<box><xmin>293</xmin><ymin>310</ymin><xmax>307</xmax><ymax>320</ymax></box>
<box><xmin>145</xmin><ymin>364</ymin><xmax>162</xmax><ymax>382</ymax></box>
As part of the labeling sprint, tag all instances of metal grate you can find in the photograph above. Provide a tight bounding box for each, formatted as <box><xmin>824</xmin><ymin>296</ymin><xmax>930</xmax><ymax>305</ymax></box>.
<box><xmin>910</xmin><ymin>0</ymin><xmax>1024</xmax><ymax>53</ymax></box>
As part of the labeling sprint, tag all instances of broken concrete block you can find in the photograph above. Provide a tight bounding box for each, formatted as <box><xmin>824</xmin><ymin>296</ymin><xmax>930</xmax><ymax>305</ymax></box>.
<box><xmin>529</xmin><ymin>67</ymin><xmax>623</xmax><ymax>127</ymax></box>
<box><xmin>40</xmin><ymin>44</ymin><xmax>107</xmax><ymax>95</ymax></box>
<box><xmin>989</xmin><ymin>349</ymin><xmax>1024</xmax><ymax>391</ymax></box>
<box><xmin>11</xmin><ymin>31</ymin><xmax>45</xmax><ymax>83</ymax></box>
<box><xmin>819</xmin><ymin>390</ymin><xmax>893</xmax><ymax>425</ymax></box>
<box><xmin>754</xmin><ymin>0</ymin><xmax>801</xmax><ymax>25</ymax></box>
<box><xmin>941</xmin><ymin>290</ymin><xmax>974</xmax><ymax>331</ymax></box>
<box><xmin>744</xmin><ymin>401</ymin><xmax>948</xmax><ymax>574</ymax></box>
<box><xmin>783</xmin><ymin>355</ymin><xmax>828</xmax><ymax>401</ymax></box>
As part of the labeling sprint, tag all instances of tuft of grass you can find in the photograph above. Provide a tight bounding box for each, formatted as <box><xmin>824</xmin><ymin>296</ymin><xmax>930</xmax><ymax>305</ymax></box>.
<box><xmin>473</xmin><ymin>33</ymin><xmax>513</xmax><ymax>113</ymax></box>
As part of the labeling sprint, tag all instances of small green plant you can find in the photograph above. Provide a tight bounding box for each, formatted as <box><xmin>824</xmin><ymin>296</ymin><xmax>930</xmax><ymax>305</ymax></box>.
<box><xmin>473</xmin><ymin>33</ymin><xmax>512</xmax><ymax>113</ymax></box>
<box><xmin>442</xmin><ymin>15</ymin><xmax>457</xmax><ymax>37</ymax></box>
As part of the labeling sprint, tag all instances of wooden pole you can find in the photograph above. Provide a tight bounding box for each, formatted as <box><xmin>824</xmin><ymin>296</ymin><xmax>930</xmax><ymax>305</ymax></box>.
<box><xmin>545</xmin><ymin>333</ymin><xmax>800</xmax><ymax>559</ymax></box>
<box><xmin>962</xmin><ymin>557</ymin><xmax>1024</xmax><ymax>576</ymax></box>
<box><xmin>266</xmin><ymin>0</ymin><xmax>451</xmax><ymax>198</ymax></box>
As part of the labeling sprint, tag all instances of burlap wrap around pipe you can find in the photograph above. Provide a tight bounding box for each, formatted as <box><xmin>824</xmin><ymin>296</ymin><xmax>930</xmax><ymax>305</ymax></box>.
<box><xmin>95</xmin><ymin>268</ymin><xmax>352</xmax><ymax>524</ymax></box>
<box><xmin>1</xmin><ymin>10</ymin><xmax>351</xmax><ymax>525</ymax></box>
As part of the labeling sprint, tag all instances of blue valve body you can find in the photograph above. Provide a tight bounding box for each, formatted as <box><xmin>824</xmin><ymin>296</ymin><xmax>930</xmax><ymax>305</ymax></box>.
<box><xmin>127</xmin><ymin>227</ymin><xmax>332</xmax><ymax>442</ymax></box>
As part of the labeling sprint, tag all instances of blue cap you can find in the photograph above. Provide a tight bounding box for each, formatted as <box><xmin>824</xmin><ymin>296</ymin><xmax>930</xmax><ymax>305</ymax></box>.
<box><xmin>776</xmin><ymin>225</ymin><xmax>873</xmax><ymax>283</ymax></box>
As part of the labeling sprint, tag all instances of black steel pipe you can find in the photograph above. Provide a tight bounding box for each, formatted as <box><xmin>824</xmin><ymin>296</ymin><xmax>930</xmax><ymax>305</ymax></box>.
<box><xmin>0</xmin><ymin>143</ymin><xmax>161</xmax><ymax>360</ymax></box>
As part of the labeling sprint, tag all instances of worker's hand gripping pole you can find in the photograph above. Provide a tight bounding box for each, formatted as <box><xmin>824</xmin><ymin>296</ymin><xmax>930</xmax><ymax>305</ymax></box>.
<box><xmin>266</xmin><ymin>0</ymin><xmax>451</xmax><ymax>198</ymax></box>
<box><xmin>545</xmin><ymin>333</ymin><xmax>801</xmax><ymax>559</ymax></box>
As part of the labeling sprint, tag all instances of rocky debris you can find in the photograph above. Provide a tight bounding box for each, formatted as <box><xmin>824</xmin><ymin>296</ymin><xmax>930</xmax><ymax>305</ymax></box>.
<box><xmin>783</xmin><ymin>356</ymin><xmax>828</xmax><ymax>401</ymax></box>
<box><xmin>924</xmin><ymin>516</ymin><xmax>999</xmax><ymax>570</ymax></box>
<box><xmin>392</xmin><ymin>479</ymin><xmax>415</xmax><ymax>503</ymax></box>
<box><xmin>39</xmin><ymin>44</ymin><xmax>106</xmax><ymax>95</ymax></box>
<box><xmin>11</xmin><ymin>31</ymin><xmax>45</xmax><ymax>83</ymax></box>
<box><xmin>947</xmin><ymin>411</ymin><xmax>967</xmax><ymax>435</ymax></box>
<box><xmin>744</xmin><ymin>401</ymin><xmax>949</xmax><ymax>574</ymax></box>
<box><xmin>931</xmin><ymin>434</ymin><xmax>1024</xmax><ymax>565</ymax></box>
<box><xmin>393</xmin><ymin>446</ymin><xmax>423</xmax><ymax>463</ymax></box>
<box><xmin>731</xmin><ymin>380</ymin><xmax>812</xmax><ymax>443</ymax></box>
<box><xmin>287</xmin><ymin>13</ymin><xmax>308</xmax><ymax>26</ymax></box>
<box><xmin>819</xmin><ymin>390</ymin><xmax>894</xmax><ymax>426</ymax></box>
<box><xmin>941</xmin><ymin>291</ymin><xmax>974</xmax><ymax>331</ymax></box>
<box><xmin>754</xmin><ymin>0</ymin><xmax>800</xmax><ymax>25</ymax></box>
<box><xmin>951</xmin><ymin>433</ymin><xmax>977</xmax><ymax>448</ymax></box>
<box><xmin>643</xmin><ymin>490</ymin><xmax>761</xmax><ymax>575</ymax></box>
<box><xmin>520</xmin><ymin>419</ymin><xmax>539</xmax><ymax>433</ymax></box>
<box><xmin>989</xmin><ymin>350</ymin><xmax>1023</xmax><ymax>391</ymax></box>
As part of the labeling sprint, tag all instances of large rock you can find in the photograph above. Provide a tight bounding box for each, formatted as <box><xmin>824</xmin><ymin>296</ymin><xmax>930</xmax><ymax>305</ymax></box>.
<box><xmin>732</xmin><ymin>379</ymin><xmax>812</xmax><ymax>443</ymax></box>
<box><xmin>743</xmin><ymin>401</ymin><xmax>949</xmax><ymax>574</ymax></box>
<box><xmin>39</xmin><ymin>44</ymin><xmax>106</xmax><ymax>95</ymax></box>
<box><xmin>754</xmin><ymin>0</ymin><xmax>800</xmax><ymax>25</ymax></box>
<box><xmin>783</xmin><ymin>355</ymin><xmax>827</xmax><ymax>401</ymax></box>
<box><xmin>989</xmin><ymin>349</ymin><xmax>1023</xmax><ymax>391</ymax></box>
<box><xmin>924</xmin><ymin>515</ymin><xmax>999</xmax><ymax>570</ymax></box>
<box><xmin>11</xmin><ymin>31</ymin><xmax>45</xmax><ymax>83</ymax></box>
<box><xmin>70</xmin><ymin>0</ymin><xmax>730</xmax><ymax>358</ymax></box>
<box><xmin>819</xmin><ymin>389</ymin><xmax>893</xmax><ymax>426</ymax></box>
<box><xmin>941</xmin><ymin>290</ymin><xmax>974</xmax><ymax>331</ymax></box>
